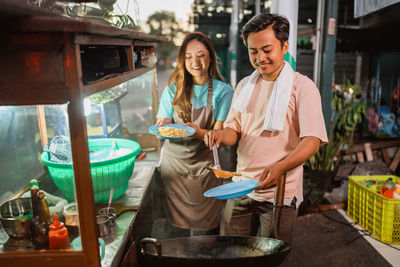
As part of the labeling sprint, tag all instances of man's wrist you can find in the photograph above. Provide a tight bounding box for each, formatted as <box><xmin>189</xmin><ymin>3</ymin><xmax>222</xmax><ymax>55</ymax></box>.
<box><xmin>197</xmin><ymin>128</ymin><xmax>208</xmax><ymax>139</ymax></box>
<box><xmin>275</xmin><ymin>161</ymin><xmax>287</xmax><ymax>175</ymax></box>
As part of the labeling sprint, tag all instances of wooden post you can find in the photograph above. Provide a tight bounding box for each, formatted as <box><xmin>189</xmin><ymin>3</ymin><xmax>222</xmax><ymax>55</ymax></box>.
<box><xmin>390</xmin><ymin>147</ymin><xmax>400</xmax><ymax>172</ymax></box>
<box><xmin>382</xmin><ymin>148</ymin><xmax>391</xmax><ymax>166</ymax></box>
<box><xmin>356</xmin><ymin>152</ymin><xmax>364</xmax><ymax>162</ymax></box>
<box><xmin>364</xmin><ymin>142</ymin><xmax>373</xmax><ymax>161</ymax></box>
<box><xmin>64</xmin><ymin>32</ymin><xmax>100</xmax><ymax>266</ymax></box>
<box><xmin>151</xmin><ymin>68</ymin><xmax>159</xmax><ymax>123</ymax></box>
<box><xmin>36</xmin><ymin>105</ymin><xmax>48</xmax><ymax>147</ymax></box>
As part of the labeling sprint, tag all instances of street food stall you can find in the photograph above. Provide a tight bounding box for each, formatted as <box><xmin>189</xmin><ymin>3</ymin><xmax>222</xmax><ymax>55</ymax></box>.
<box><xmin>0</xmin><ymin>1</ymin><xmax>166</xmax><ymax>266</ymax></box>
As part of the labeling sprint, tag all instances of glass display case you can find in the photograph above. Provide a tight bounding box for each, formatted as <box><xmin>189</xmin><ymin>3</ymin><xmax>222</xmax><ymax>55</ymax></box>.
<box><xmin>85</xmin><ymin>85</ymin><xmax>127</xmax><ymax>138</ymax></box>
<box><xmin>0</xmin><ymin>3</ymin><xmax>166</xmax><ymax>266</ymax></box>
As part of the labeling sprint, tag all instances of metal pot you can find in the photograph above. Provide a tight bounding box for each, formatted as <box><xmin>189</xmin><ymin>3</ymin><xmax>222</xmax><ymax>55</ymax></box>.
<box><xmin>0</xmin><ymin>197</ymin><xmax>32</xmax><ymax>240</ymax></box>
<box><xmin>140</xmin><ymin>235</ymin><xmax>290</xmax><ymax>267</ymax></box>
<box><xmin>96</xmin><ymin>214</ymin><xmax>115</xmax><ymax>237</ymax></box>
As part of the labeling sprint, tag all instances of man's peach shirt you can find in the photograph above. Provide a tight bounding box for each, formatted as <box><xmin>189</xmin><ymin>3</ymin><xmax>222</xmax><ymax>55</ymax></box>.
<box><xmin>224</xmin><ymin>72</ymin><xmax>328</xmax><ymax>203</ymax></box>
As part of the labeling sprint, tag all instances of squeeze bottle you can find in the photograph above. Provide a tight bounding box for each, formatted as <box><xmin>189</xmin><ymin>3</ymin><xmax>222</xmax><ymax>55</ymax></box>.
<box><xmin>49</xmin><ymin>213</ymin><xmax>70</xmax><ymax>249</ymax></box>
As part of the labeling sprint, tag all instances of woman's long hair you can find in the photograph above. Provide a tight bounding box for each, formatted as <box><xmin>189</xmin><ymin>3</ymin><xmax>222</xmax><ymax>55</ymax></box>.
<box><xmin>169</xmin><ymin>32</ymin><xmax>223</xmax><ymax>122</ymax></box>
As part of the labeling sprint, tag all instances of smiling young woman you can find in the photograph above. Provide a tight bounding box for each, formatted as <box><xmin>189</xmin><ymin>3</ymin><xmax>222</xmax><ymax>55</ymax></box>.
<box><xmin>154</xmin><ymin>32</ymin><xmax>234</xmax><ymax>238</ymax></box>
<box><xmin>166</xmin><ymin>32</ymin><xmax>224</xmax><ymax>123</ymax></box>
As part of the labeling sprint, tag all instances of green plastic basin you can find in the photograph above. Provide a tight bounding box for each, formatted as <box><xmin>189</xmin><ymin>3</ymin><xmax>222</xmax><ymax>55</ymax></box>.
<box><xmin>40</xmin><ymin>138</ymin><xmax>141</xmax><ymax>204</ymax></box>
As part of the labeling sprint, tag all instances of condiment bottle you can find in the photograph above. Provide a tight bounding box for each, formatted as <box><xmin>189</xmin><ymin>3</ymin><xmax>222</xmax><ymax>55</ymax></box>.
<box><xmin>49</xmin><ymin>213</ymin><xmax>70</xmax><ymax>249</ymax></box>
<box><xmin>384</xmin><ymin>177</ymin><xmax>396</xmax><ymax>190</ymax></box>
<box><xmin>394</xmin><ymin>180</ymin><xmax>400</xmax><ymax>199</ymax></box>
<box><xmin>30</xmin><ymin>184</ymin><xmax>39</xmax><ymax>218</ymax></box>
<box><xmin>31</xmin><ymin>190</ymin><xmax>53</xmax><ymax>249</ymax></box>
<box><xmin>30</xmin><ymin>178</ymin><xmax>39</xmax><ymax>188</ymax></box>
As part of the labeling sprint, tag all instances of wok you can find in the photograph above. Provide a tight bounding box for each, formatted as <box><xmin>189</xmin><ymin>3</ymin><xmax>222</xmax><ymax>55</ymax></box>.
<box><xmin>140</xmin><ymin>175</ymin><xmax>289</xmax><ymax>267</ymax></box>
<box><xmin>140</xmin><ymin>235</ymin><xmax>290</xmax><ymax>267</ymax></box>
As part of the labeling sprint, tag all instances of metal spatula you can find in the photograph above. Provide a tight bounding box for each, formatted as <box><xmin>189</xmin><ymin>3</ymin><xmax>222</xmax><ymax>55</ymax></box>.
<box><xmin>212</xmin><ymin>144</ymin><xmax>221</xmax><ymax>170</ymax></box>
<box><xmin>210</xmin><ymin>144</ymin><xmax>240</xmax><ymax>178</ymax></box>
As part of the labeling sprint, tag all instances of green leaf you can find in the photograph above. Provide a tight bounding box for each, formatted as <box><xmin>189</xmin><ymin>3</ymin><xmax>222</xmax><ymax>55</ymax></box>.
<box><xmin>344</xmin><ymin>125</ymin><xmax>353</xmax><ymax>131</ymax></box>
<box><xmin>354</xmin><ymin>113</ymin><xmax>360</xmax><ymax>123</ymax></box>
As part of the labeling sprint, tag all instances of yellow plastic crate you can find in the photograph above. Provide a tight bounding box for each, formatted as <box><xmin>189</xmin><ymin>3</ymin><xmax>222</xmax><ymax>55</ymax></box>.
<box><xmin>347</xmin><ymin>175</ymin><xmax>400</xmax><ymax>244</ymax></box>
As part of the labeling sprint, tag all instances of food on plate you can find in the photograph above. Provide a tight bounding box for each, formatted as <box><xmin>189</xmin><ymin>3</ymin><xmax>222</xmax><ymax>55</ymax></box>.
<box><xmin>158</xmin><ymin>126</ymin><xmax>188</xmax><ymax>137</ymax></box>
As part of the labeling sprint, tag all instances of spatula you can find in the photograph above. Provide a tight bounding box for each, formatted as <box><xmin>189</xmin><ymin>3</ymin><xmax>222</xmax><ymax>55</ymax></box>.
<box><xmin>210</xmin><ymin>144</ymin><xmax>240</xmax><ymax>179</ymax></box>
<box><xmin>212</xmin><ymin>143</ymin><xmax>221</xmax><ymax>170</ymax></box>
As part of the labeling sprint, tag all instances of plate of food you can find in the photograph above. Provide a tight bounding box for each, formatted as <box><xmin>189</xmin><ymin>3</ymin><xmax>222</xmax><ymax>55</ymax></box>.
<box><xmin>149</xmin><ymin>124</ymin><xmax>195</xmax><ymax>139</ymax></box>
<box><xmin>204</xmin><ymin>179</ymin><xmax>260</xmax><ymax>200</ymax></box>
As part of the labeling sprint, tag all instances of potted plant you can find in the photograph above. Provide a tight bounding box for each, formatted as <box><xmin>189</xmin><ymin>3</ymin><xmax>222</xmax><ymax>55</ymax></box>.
<box><xmin>308</xmin><ymin>80</ymin><xmax>367</xmax><ymax>171</ymax></box>
<box><xmin>303</xmin><ymin>80</ymin><xmax>367</xmax><ymax>206</ymax></box>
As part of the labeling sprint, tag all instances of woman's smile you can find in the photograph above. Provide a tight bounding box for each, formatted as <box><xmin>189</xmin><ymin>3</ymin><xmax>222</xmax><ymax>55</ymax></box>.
<box><xmin>191</xmin><ymin>65</ymin><xmax>202</xmax><ymax>70</ymax></box>
<box><xmin>185</xmin><ymin>39</ymin><xmax>211</xmax><ymax>84</ymax></box>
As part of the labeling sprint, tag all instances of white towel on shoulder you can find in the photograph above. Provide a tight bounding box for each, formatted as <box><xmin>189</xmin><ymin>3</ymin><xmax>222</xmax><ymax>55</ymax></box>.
<box><xmin>232</xmin><ymin>62</ymin><xmax>294</xmax><ymax>132</ymax></box>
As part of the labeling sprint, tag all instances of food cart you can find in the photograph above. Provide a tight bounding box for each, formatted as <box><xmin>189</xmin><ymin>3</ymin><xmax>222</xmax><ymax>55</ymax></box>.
<box><xmin>0</xmin><ymin>1</ymin><xmax>166</xmax><ymax>266</ymax></box>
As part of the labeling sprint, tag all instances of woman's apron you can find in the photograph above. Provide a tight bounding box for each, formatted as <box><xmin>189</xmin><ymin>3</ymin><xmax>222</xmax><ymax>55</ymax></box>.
<box><xmin>160</xmin><ymin>80</ymin><xmax>223</xmax><ymax>230</ymax></box>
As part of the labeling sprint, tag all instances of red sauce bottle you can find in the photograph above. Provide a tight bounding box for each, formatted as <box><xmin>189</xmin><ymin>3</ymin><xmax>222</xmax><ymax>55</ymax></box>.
<box><xmin>49</xmin><ymin>213</ymin><xmax>70</xmax><ymax>249</ymax></box>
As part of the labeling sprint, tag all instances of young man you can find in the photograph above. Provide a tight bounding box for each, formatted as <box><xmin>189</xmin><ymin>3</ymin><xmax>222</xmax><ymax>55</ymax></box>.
<box><xmin>205</xmin><ymin>13</ymin><xmax>328</xmax><ymax>242</ymax></box>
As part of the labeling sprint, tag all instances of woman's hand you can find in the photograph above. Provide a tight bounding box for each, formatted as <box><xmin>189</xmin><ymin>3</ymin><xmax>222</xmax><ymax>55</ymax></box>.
<box><xmin>204</xmin><ymin>130</ymin><xmax>224</xmax><ymax>149</ymax></box>
<box><xmin>184</xmin><ymin>122</ymin><xmax>201</xmax><ymax>138</ymax></box>
<box><xmin>155</xmin><ymin>118</ymin><xmax>172</xmax><ymax>126</ymax></box>
<box><xmin>256</xmin><ymin>163</ymin><xmax>285</xmax><ymax>190</ymax></box>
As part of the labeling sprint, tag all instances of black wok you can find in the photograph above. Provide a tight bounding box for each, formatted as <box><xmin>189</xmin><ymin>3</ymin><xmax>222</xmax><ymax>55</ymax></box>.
<box><xmin>140</xmin><ymin>235</ymin><xmax>290</xmax><ymax>267</ymax></box>
<box><xmin>140</xmin><ymin>175</ymin><xmax>290</xmax><ymax>267</ymax></box>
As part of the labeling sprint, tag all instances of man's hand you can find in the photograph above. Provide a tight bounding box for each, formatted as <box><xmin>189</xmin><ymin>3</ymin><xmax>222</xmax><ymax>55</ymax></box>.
<box><xmin>204</xmin><ymin>129</ymin><xmax>224</xmax><ymax>148</ymax></box>
<box><xmin>257</xmin><ymin>163</ymin><xmax>285</xmax><ymax>190</ymax></box>
<box><xmin>155</xmin><ymin>118</ymin><xmax>172</xmax><ymax>126</ymax></box>
<box><xmin>204</xmin><ymin>127</ymin><xmax>240</xmax><ymax>148</ymax></box>
<box><xmin>257</xmin><ymin>136</ymin><xmax>321</xmax><ymax>190</ymax></box>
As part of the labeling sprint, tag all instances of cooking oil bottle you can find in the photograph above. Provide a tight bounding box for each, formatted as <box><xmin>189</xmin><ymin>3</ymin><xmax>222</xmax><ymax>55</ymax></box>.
<box><xmin>29</xmin><ymin>179</ymin><xmax>39</xmax><ymax>219</ymax></box>
<box><xmin>31</xmin><ymin>190</ymin><xmax>53</xmax><ymax>249</ymax></box>
<box><xmin>30</xmin><ymin>185</ymin><xmax>39</xmax><ymax>218</ymax></box>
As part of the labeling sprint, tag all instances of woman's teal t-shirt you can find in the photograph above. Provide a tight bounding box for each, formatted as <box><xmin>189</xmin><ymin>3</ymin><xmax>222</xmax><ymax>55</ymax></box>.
<box><xmin>156</xmin><ymin>79</ymin><xmax>234</xmax><ymax>122</ymax></box>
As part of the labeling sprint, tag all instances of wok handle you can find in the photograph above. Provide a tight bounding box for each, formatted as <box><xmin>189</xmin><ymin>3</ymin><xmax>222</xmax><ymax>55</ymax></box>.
<box><xmin>271</xmin><ymin>174</ymin><xmax>286</xmax><ymax>239</ymax></box>
<box><xmin>140</xmin><ymin>237</ymin><xmax>162</xmax><ymax>257</ymax></box>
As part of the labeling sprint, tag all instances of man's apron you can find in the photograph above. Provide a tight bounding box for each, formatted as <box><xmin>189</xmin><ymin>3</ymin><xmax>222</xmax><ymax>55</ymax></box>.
<box><xmin>160</xmin><ymin>80</ymin><xmax>223</xmax><ymax>230</ymax></box>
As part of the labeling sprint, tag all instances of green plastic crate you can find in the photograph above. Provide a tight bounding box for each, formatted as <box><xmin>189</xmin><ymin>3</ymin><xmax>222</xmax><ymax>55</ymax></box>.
<box><xmin>40</xmin><ymin>138</ymin><xmax>141</xmax><ymax>204</ymax></box>
<box><xmin>347</xmin><ymin>175</ymin><xmax>400</xmax><ymax>244</ymax></box>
